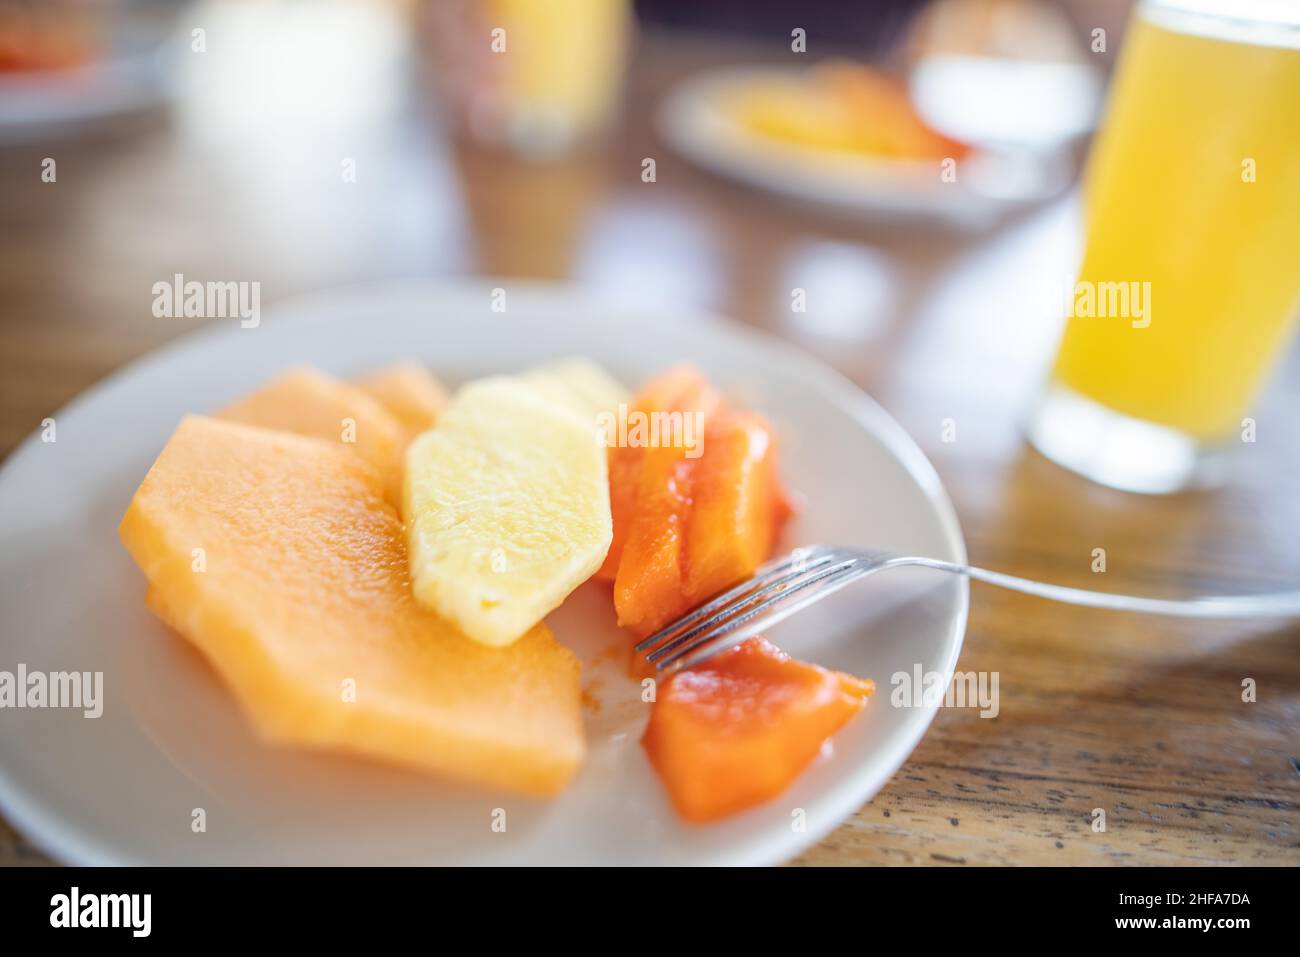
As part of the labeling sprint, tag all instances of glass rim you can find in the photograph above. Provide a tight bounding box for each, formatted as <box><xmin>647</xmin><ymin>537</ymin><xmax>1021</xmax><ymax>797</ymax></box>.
<box><xmin>1141</xmin><ymin>0</ymin><xmax>1300</xmax><ymax>48</ymax></box>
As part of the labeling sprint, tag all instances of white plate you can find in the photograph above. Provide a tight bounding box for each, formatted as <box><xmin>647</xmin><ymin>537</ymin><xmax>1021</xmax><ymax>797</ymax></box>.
<box><xmin>658</xmin><ymin>65</ymin><xmax>1077</xmax><ymax>229</ymax></box>
<box><xmin>0</xmin><ymin>280</ymin><xmax>967</xmax><ymax>865</ymax></box>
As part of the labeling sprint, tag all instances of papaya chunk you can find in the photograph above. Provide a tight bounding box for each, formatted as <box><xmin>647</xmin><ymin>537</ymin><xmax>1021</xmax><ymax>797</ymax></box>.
<box><xmin>600</xmin><ymin>365</ymin><xmax>721</xmax><ymax>583</ymax></box>
<box><xmin>683</xmin><ymin>410</ymin><xmax>792</xmax><ymax>608</ymax></box>
<box><xmin>608</xmin><ymin>368</ymin><xmax>789</xmax><ymax>638</ymax></box>
<box><xmin>642</xmin><ymin>637</ymin><xmax>873</xmax><ymax>823</ymax></box>
<box><xmin>611</xmin><ymin>449</ymin><xmax>695</xmax><ymax>637</ymax></box>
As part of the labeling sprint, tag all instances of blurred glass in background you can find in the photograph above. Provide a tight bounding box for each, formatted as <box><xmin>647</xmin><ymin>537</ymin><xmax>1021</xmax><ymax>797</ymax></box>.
<box><xmin>417</xmin><ymin>0</ymin><xmax>632</xmax><ymax>158</ymax></box>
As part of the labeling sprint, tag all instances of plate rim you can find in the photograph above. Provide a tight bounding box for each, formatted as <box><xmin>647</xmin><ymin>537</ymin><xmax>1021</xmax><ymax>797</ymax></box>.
<box><xmin>0</xmin><ymin>277</ymin><xmax>968</xmax><ymax>865</ymax></box>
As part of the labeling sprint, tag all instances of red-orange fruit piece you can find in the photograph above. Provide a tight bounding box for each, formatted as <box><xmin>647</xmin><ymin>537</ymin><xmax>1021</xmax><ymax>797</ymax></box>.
<box><xmin>642</xmin><ymin>637</ymin><xmax>873</xmax><ymax>823</ymax></box>
<box><xmin>682</xmin><ymin>410</ymin><xmax>792</xmax><ymax>608</ymax></box>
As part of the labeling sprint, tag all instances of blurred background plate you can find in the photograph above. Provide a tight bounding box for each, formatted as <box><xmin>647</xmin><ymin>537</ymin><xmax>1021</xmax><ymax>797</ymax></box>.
<box><xmin>0</xmin><ymin>0</ymin><xmax>178</xmax><ymax>143</ymax></box>
<box><xmin>658</xmin><ymin>64</ymin><xmax>1089</xmax><ymax>230</ymax></box>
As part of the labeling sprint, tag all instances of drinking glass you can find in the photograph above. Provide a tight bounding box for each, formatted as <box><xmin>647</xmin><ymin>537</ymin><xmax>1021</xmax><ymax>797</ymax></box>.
<box><xmin>1029</xmin><ymin>0</ymin><xmax>1300</xmax><ymax>493</ymax></box>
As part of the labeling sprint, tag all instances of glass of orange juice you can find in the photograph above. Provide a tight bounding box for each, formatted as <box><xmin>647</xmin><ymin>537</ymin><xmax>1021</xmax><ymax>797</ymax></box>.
<box><xmin>420</xmin><ymin>0</ymin><xmax>632</xmax><ymax>157</ymax></box>
<box><xmin>1028</xmin><ymin>0</ymin><xmax>1300</xmax><ymax>493</ymax></box>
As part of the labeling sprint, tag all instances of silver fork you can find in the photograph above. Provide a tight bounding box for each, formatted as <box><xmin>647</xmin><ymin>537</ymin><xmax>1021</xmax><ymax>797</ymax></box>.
<box><xmin>636</xmin><ymin>544</ymin><xmax>1300</xmax><ymax>673</ymax></box>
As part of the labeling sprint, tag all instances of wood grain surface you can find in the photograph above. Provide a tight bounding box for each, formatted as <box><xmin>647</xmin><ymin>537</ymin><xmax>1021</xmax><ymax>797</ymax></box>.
<box><xmin>1</xmin><ymin>20</ymin><xmax>1297</xmax><ymax>866</ymax></box>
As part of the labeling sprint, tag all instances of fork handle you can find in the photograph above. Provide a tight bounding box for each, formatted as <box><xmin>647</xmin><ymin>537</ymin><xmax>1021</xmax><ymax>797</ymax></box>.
<box><xmin>902</xmin><ymin>557</ymin><xmax>1300</xmax><ymax>619</ymax></box>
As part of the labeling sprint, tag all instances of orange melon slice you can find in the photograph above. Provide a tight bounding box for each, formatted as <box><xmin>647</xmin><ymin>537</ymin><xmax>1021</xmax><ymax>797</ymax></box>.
<box><xmin>216</xmin><ymin>366</ymin><xmax>408</xmax><ymax>505</ymax></box>
<box><xmin>642</xmin><ymin>637</ymin><xmax>872</xmax><ymax>823</ymax></box>
<box><xmin>119</xmin><ymin>415</ymin><xmax>585</xmax><ymax>796</ymax></box>
<box><xmin>353</xmin><ymin>361</ymin><xmax>448</xmax><ymax>441</ymax></box>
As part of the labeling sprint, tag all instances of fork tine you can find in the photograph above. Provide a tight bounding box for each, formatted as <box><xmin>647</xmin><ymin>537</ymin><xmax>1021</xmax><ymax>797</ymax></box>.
<box><xmin>633</xmin><ymin>545</ymin><xmax>838</xmax><ymax>654</ymax></box>
<box><xmin>653</xmin><ymin>558</ymin><xmax>869</xmax><ymax>673</ymax></box>
<box><xmin>645</xmin><ymin>553</ymin><xmax>859</xmax><ymax>664</ymax></box>
<box><xmin>635</xmin><ymin>548</ymin><xmax>841</xmax><ymax>659</ymax></box>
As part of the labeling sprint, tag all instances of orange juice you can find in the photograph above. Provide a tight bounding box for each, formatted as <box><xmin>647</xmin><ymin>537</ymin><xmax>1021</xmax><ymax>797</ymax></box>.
<box><xmin>486</xmin><ymin>0</ymin><xmax>631</xmax><ymax>154</ymax></box>
<box><xmin>1049</xmin><ymin>4</ymin><xmax>1300</xmax><ymax>442</ymax></box>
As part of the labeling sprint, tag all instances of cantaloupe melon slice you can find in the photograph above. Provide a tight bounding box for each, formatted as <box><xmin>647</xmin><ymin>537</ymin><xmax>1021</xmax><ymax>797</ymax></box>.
<box><xmin>120</xmin><ymin>416</ymin><xmax>585</xmax><ymax>796</ymax></box>
<box><xmin>353</xmin><ymin>361</ymin><xmax>448</xmax><ymax>440</ymax></box>
<box><xmin>216</xmin><ymin>366</ymin><xmax>408</xmax><ymax>505</ymax></box>
<box><xmin>405</xmin><ymin>376</ymin><xmax>613</xmax><ymax>647</ymax></box>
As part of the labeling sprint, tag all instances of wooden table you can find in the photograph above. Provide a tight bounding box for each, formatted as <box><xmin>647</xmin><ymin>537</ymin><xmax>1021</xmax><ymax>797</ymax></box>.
<box><xmin>2</xmin><ymin>18</ymin><xmax>1297</xmax><ymax>867</ymax></box>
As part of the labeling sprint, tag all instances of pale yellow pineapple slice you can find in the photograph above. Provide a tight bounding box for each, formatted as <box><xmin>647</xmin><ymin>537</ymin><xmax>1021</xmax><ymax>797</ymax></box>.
<box><xmin>520</xmin><ymin>357</ymin><xmax>629</xmax><ymax>435</ymax></box>
<box><xmin>404</xmin><ymin>376</ymin><xmax>613</xmax><ymax>647</ymax></box>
